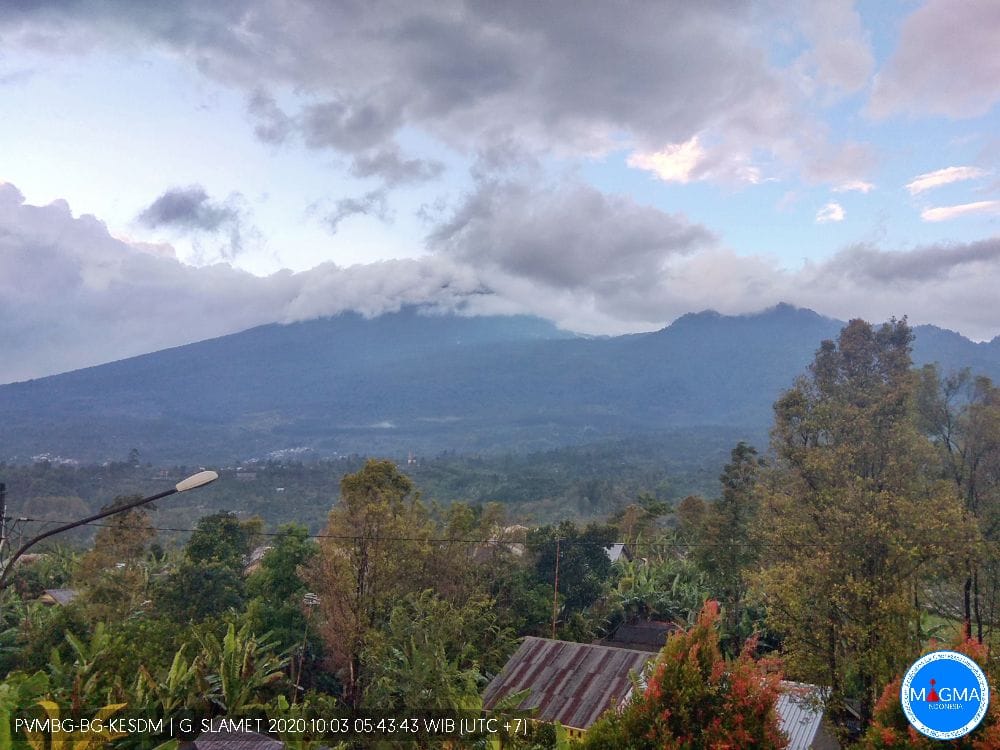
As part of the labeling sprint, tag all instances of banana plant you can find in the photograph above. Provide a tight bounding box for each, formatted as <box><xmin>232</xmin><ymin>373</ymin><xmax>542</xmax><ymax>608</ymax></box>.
<box><xmin>195</xmin><ymin>622</ymin><xmax>287</xmax><ymax>713</ymax></box>
<box><xmin>132</xmin><ymin>645</ymin><xmax>208</xmax><ymax>715</ymax></box>
<box><xmin>0</xmin><ymin>671</ymin><xmax>49</xmax><ymax>750</ymax></box>
<box><xmin>21</xmin><ymin>700</ymin><xmax>127</xmax><ymax>750</ymax></box>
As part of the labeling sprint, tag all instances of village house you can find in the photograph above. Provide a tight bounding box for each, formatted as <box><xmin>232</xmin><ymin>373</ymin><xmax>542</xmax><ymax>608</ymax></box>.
<box><xmin>483</xmin><ymin>636</ymin><xmax>839</xmax><ymax>749</ymax></box>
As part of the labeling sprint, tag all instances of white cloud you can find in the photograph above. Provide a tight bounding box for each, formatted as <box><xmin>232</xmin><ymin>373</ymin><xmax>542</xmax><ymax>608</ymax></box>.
<box><xmin>628</xmin><ymin>135</ymin><xmax>763</xmax><ymax>186</ymax></box>
<box><xmin>921</xmin><ymin>200</ymin><xmax>1000</xmax><ymax>222</ymax></box>
<box><xmin>792</xmin><ymin>0</ymin><xmax>875</xmax><ymax>95</ymax></box>
<box><xmin>833</xmin><ymin>180</ymin><xmax>874</xmax><ymax>193</ymax></box>
<box><xmin>870</xmin><ymin>0</ymin><xmax>1000</xmax><ymax>118</ymax></box>
<box><xmin>816</xmin><ymin>202</ymin><xmax>845</xmax><ymax>223</ymax></box>
<box><xmin>906</xmin><ymin>166</ymin><xmax>989</xmax><ymax>195</ymax></box>
<box><xmin>627</xmin><ymin>137</ymin><xmax>707</xmax><ymax>184</ymax></box>
<box><xmin>4</xmin><ymin>180</ymin><xmax>1000</xmax><ymax>383</ymax></box>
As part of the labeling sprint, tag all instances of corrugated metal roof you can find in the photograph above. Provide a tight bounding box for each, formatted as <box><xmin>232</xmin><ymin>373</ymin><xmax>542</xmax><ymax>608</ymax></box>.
<box><xmin>193</xmin><ymin>728</ymin><xmax>284</xmax><ymax>750</ymax></box>
<box><xmin>777</xmin><ymin>681</ymin><xmax>828</xmax><ymax>750</ymax></box>
<box><xmin>40</xmin><ymin>588</ymin><xmax>78</xmax><ymax>606</ymax></box>
<box><xmin>484</xmin><ymin>638</ymin><xmax>833</xmax><ymax>747</ymax></box>
<box><xmin>482</xmin><ymin>637</ymin><xmax>654</xmax><ymax>730</ymax></box>
<box><xmin>598</xmin><ymin>621</ymin><xmax>679</xmax><ymax>652</ymax></box>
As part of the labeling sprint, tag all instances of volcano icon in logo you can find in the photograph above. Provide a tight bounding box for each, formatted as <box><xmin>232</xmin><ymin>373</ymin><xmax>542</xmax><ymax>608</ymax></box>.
<box><xmin>901</xmin><ymin>650</ymin><xmax>990</xmax><ymax>740</ymax></box>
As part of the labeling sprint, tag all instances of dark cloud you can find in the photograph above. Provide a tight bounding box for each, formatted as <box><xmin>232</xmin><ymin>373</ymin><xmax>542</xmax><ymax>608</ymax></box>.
<box><xmin>824</xmin><ymin>239</ymin><xmax>1000</xmax><ymax>283</ymax></box>
<box><xmin>429</xmin><ymin>179</ymin><xmax>715</xmax><ymax>291</ymax></box>
<box><xmin>246</xmin><ymin>90</ymin><xmax>293</xmax><ymax>145</ymax></box>
<box><xmin>324</xmin><ymin>189</ymin><xmax>390</xmax><ymax>233</ymax></box>
<box><xmin>349</xmin><ymin>146</ymin><xmax>444</xmax><ymax>186</ymax></box>
<box><xmin>0</xmin><ymin>0</ymin><xmax>871</xmax><ymax>185</ymax></box>
<box><xmin>138</xmin><ymin>185</ymin><xmax>237</xmax><ymax>231</ymax></box>
<box><xmin>136</xmin><ymin>186</ymin><xmax>253</xmax><ymax>260</ymax></box>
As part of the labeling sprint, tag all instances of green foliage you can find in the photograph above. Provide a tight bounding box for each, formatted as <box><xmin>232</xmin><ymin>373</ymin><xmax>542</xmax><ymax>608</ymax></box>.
<box><xmin>690</xmin><ymin>442</ymin><xmax>764</xmax><ymax>654</ymax></box>
<box><xmin>193</xmin><ymin>620</ymin><xmax>288</xmax><ymax>713</ymax></box>
<box><xmin>184</xmin><ymin>512</ymin><xmax>259</xmax><ymax>568</ymax></box>
<box><xmin>610</xmin><ymin>555</ymin><xmax>708</xmax><ymax>627</ymax></box>
<box><xmin>154</xmin><ymin>559</ymin><xmax>246</xmax><ymax>623</ymax></box>
<box><xmin>585</xmin><ymin>601</ymin><xmax>786</xmax><ymax>749</ymax></box>
<box><xmin>361</xmin><ymin>590</ymin><xmax>507</xmax><ymax>711</ymax></box>
<box><xmin>0</xmin><ymin>671</ymin><xmax>48</xmax><ymax>749</ymax></box>
<box><xmin>756</xmin><ymin>318</ymin><xmax>977</xmax><ymax>727</ymax></box>
<box><xmin>528</xmin><ymin>522</ymin><xmax>615</xmax><ymax>613</ymax></box>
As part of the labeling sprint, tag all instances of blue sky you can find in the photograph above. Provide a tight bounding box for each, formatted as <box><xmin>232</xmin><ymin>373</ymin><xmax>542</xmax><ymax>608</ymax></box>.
<box><xmin>0</xmin><ymin>0</ymin><xmax>998</xmax><ymax>381</ymax></box>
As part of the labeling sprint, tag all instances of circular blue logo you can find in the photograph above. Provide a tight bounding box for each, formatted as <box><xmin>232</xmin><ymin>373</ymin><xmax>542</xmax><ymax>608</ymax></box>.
<box><xmin>901</xmin><ymin>651</ymin><xmax>990</xmax><ymax>740</ymax></box>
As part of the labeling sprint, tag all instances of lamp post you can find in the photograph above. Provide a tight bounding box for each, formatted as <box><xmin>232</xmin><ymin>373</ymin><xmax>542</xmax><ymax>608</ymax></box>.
<box><xmin>0</xmin><ymin>470</ymin><xmax>219</xmax><ymax>593</ymax></box>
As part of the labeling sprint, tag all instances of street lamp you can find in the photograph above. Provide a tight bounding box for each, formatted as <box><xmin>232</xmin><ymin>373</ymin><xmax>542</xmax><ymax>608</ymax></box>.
<box><xmin>0</xmin><ymin>470</ymin><xmax>219</xmax><ymax>592</ymax></box>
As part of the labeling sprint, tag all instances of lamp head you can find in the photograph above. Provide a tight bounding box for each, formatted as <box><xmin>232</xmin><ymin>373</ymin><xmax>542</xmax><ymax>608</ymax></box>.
<box><xmin>175</xmin><ymin>470</ymin><xmax>219</xmax><ymax>493</ymax></box>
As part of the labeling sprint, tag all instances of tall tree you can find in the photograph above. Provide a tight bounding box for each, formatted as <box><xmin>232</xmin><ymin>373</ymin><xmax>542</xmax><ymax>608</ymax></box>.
<box><xmin>916</xmin><ymin>367</ymin><xmax>1000</xmax><ymax>642</ymax></box>
<box><xmin>304</xmin><ymin>459</ymin><xmax>436</xmax><ymax>708</ymax></box>
<box><xmin>756</xmin><ymin>319</ymin><xmax>974</xmax><ymax>728</ymax></box>
<box><xmin>694</xmin><ymin>442</ymin><xmax>763</xmax><ymax>654</ymax></box>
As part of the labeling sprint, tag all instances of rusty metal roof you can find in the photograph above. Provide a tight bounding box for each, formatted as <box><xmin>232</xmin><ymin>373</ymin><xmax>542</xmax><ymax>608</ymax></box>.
<box><xmin>482</xmin><ymin>636</ymin><xmax>655</xmax><ymax>730</ymax></box>
<box><xmin>484</xmin><ymin>638</ymin><xmax>834</xmax><ymax>746</ymax></box>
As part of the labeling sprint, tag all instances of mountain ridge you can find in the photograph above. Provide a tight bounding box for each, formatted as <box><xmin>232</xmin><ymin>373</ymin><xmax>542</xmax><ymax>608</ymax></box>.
<box><xmin>1</xmin><ymin>304</ymin><xmax>997</xmax><ymax>464</ymax></box>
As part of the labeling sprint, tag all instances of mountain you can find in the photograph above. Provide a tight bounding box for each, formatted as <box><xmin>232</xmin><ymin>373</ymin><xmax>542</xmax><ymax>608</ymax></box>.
<box><xmin>1</xmin><ymin>305</ymin><xmax>998</xmax><ymax>464</ymax></box>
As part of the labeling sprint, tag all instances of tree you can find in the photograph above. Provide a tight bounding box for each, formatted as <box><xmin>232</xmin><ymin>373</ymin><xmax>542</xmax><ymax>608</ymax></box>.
<box><xmin>155</xmin><ymin>511</ymin><xmax>261</xmax><ymax>623</ymax></box>
<box><xmin>304</xmin><ymin>459</ymin><xmax>436</xmax><ymax>707</ymax></box>
<box><xmin>361</xmin><ymin>590</ymin><xmax>511</xmax><ymax>711</ymax></box>
<box><xmin>693</xmin><ymin>442</ymin><xmax>764</xmax><ymax>654</ymax></box>
<box><xmin>528</xmin><ymin>521</ymin><xmax>615</xmax><ymax>616</ymax></box>
<box><xmin>75</xmin><ymin>503</ymin><xmax>156</xmax><ymax>621</ymax></box>
<box><xmin>756</xmin><ymin>319</ymin><xmax>975</xmax><ymax>728</ymax></box>
<box><xmin>246</xmin><ymin>524</ymin><xmax>318</xmax><ymax>653</ymax></box>
<box><xmin>916</xmin><ymin>367</ymin><xmax>1000</xmax><ymax>643</ymax></box>
<box><xmin>584</xmin><ymin>601</ymin><xmax>787</xmax><ymax>749</ymax></box>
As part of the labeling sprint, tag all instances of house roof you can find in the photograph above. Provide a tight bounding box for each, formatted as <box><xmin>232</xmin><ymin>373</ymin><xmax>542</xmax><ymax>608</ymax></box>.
<box><xmin>484</xmin><ymin>637</ymin><xmax>834</xmax><ymax>748</ymax></box>
<box><xmin>40</xmin><ymin>588</ymin><xmax>78</xmax><ymax>606</ymax></box>
<box><xmin>777</xmin><ymin>681</ymin><xmax>831</xmax><ymax>750</ymax></box>
<box><xmin>597</xmin><ymin>620</ymin><xmax>678</xmax><ymax>652</ymax></box>
<box><xmin>191</xmin><ymin>725</ymin><xmax>284</xmax><ymax>750</ymax></box>
<box><xmin>604</xmin><ymin>543</ymin><xmax>631</xmax><ymax>563</ymax></box>
<box><xmin>482</xmin><ymin>636</ymin><xmax>654</xmax><ymax>730</ymax></box>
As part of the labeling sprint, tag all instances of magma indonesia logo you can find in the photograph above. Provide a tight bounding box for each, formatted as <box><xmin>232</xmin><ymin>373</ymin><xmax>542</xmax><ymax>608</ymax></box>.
<box><xmin>901</xmin><ymin>650</ymin><xmax>990</xmax><ymax>740</ymax></box>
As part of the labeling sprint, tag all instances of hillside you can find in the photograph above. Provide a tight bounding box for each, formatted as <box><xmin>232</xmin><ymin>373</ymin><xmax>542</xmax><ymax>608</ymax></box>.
<box><xmin>1</xmin><ymin>304</ymin><xmax>997</xmax><ymax>464</ymax></box>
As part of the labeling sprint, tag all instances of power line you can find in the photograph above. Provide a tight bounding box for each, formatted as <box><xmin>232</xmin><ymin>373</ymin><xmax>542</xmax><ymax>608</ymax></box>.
<box><xmin>14</xmin><ymin>516</ymin><xmax>998</xmax><ymax>554</ymax></box>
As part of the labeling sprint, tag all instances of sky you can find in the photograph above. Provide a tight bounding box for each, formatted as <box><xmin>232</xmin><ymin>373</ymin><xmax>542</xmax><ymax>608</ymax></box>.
<box><xmin>1</xmin><ymin>0</ymin><xmax>999</xmax><ymax>383</ymax></box>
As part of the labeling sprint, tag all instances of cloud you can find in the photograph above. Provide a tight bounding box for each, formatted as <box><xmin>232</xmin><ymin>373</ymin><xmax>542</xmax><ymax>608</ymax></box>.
<box><xmin>0</xmin><ymin>181</ymin><xmax>482</xmax><ymax>383</ymax></box>
<box><xmin>428</xmin><ymin>179</ymin><xmax>715</xmax><ymax>291</ymax></box>
<box><xmin>792</xmin><ymin>0</ymin><xmax>875</xmax><ymax>95</ymax></box>
<box><xmin>349</xmin><ymin>146</ymin><xmax>444</xmax><ymax>187</ymax></box>
<box><xmin>822</xmin><ymin>238</ymin><xmax>1000</xmax><ymax>282</ymax></box>
<box><xmin>0</xmin><ymin>1</ymin><xmax>870</xmax><ymax>186</ymax></box>
<box><xmin>870</xmin><ymin>0</ymin><xmax>1000</xmax><ymax>118</ymax></box>
<box><xmin>833</xmin><ymin>180</ymin><xmax>874</xmax><ymax>193</ymax></box>
<box><xmin>816</xmin><ymin>202</ymin><xmax>845</xmax><ymax>223</ymax></box>
<box><xmin>324</xmin><ymin>189</ymin><xmax>390</xmax><ymax>233</ymax></box>
<box><xmin>906</xmin><ymin>166</ymin><xmax>989</xmax><ymax>195</ymax></box>
<box><xmin>138</xmin><ymin>186</ymin><xmax>238</xmax><ymax>231</ymax></box>
<box><xmin>3</xmin><ymin>181</ymin><xmax>1000</xmax><ymax>382</ymax></box>
<box><xmin>246</xmin><ymin>90</ymin><xmax>293</xmax><ymax>145</ymax></box>
<box><xmin>628</xmin><ymin>136</ymin><xmax>761</xmax><ymax>185</ymax></box>
<box><xmin>137</xmin><ymin>185</ymin><xmax>250</xmax><ymax>259</ymax></box>
<box><xmin>921</xmin><ymin>200</ymin><xmax>1000</xmax><ymax>222</ymax></box>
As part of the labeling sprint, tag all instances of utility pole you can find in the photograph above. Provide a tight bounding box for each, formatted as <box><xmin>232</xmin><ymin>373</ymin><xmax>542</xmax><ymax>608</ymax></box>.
<box><xmin>0</xmin><ymin>482</ymin><xmax>7</xmax><ymax>564</ymax></box>
<box><xmin>550</xmin><ymin>535</ymin><xmax>560</xmax><ymax>640</ymax></box>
